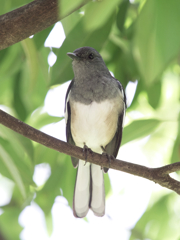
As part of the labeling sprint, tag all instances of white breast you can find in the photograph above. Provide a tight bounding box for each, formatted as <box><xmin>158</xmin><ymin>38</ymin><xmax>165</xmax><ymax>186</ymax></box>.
<box><xmin>70</xmin><ymin>96</ymin><xmax>123</xmax><ymax>153</ymax></box>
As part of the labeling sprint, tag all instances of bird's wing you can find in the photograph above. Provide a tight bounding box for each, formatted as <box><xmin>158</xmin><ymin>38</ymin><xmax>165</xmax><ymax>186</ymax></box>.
<box><xmin>104</xmin><ymin>80</ymin><xmax>126</xmax><ymax>172</ymax></box>
<box><xmin>65</xmin><ymin>80</ymin><xmax>79</xmax><ymax>168</ymax></box>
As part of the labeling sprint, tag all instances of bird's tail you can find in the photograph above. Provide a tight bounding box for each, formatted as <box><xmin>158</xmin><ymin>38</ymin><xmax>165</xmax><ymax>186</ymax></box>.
<box><xmin>73</xmin><ymin>160</ymin><xmax>105</xmax><ymax>218</ymax></box>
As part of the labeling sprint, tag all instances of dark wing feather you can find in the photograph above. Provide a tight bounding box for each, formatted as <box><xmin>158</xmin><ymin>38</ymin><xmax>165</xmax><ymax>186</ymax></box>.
<box><xmin>104</xmin><ymin>81</ymin><xmax>126</xmax><ymax>173</ymax></box>
<box><xmin>104</xmin><ymin>112</ymin><xmax>124</xmax><ymax>172</ymax></box>
<box><xmin>116</xmin><ymin>79</ymin><xmax>127</xmax><ymax>108</ymax></box>
<box><xmin>65</xmin><ymin>80</ymin><xmax>79</xmax><ymax>168</ymax></box>
<box><xmin>105</xmin><ymin>112</ymin><xmax>124</xmax><ymax>158</ymax></box>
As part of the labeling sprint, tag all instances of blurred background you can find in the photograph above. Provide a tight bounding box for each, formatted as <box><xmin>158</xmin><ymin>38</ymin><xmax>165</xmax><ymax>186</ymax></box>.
<box><xmin>0</xmin><ymin>0</ymin><xmax>180</xmax><ymax>239</ymax></box>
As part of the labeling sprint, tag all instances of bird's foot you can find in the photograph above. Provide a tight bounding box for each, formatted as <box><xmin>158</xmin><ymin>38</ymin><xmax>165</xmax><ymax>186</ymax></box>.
<box><xmin>101</xmin><ymin>146</ymin><xmax>115</xmax><ymax>172</ymax></box>
<box><xmin>83</xmin><ymin>144</ymin><xmax>93</xmax><ymax>166</ymax></box>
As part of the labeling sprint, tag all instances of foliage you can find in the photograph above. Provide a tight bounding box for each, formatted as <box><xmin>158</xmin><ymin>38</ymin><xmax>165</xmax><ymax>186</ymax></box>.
<box><xmin>0</xmin><ymin>0</ymin><xmax>179</xmax><ymax>239</ymax></box>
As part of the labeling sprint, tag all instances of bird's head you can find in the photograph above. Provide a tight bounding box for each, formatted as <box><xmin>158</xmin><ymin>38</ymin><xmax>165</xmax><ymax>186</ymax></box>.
<box><xmin>67</xmin><ymin>47</ymin><xmax>110</xmax><ymax>79</ymax></box>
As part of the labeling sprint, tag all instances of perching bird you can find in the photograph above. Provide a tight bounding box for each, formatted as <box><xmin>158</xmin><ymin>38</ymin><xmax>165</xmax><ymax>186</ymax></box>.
<box><xmin>65</xmin><ymin>47</ymin><xmax>126</xmax><ymax>218</ymax></box>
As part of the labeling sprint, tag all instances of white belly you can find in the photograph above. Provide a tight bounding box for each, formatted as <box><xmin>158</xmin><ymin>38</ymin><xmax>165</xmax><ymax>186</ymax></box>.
<box><xmin>70</xmin><ymin>98</ymin><xmax>123</xmax><ymax>153</ymax></box>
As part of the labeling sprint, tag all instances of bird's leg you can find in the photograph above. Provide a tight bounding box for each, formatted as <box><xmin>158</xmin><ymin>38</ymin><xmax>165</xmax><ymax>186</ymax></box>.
<box><xmin>83</xmin><ymin>143</ymin><xmax>93</xmax><ymax>166</ymax></box>
<box><xmin>101</xmin><ymin>146</ymin><xmax>115</xmax><ymax>172</ymax></box>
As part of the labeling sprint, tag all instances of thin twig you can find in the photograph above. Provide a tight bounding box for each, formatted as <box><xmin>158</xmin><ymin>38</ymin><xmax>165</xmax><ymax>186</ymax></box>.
<box><xmin>0</xmin><ymin>109</ymin><xmax>180</xmax><ymax>194</ymax></box>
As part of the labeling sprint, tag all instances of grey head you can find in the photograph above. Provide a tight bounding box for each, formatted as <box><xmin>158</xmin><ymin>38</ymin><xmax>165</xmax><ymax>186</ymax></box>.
<box><xmin>67</xmin><ymin>47</ymin><xmax>120</xmax><ymax>104</ymax></box>
<box><xmin>67</xmin><ymin>47</ymin><xmax>111</xmax><ymax>80</ymax></box>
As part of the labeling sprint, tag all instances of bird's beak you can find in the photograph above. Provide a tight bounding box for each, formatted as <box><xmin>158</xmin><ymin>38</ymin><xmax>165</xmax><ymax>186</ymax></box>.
<box><xmin>67</xmin><ymin>52</ymin><xmax>79</xmax><ymax>60</ymax></box>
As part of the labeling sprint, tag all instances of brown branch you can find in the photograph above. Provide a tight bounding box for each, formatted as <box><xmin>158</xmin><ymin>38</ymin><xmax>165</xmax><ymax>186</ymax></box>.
<box><xmin>0</xmin><ymin>0</ymin><xmax>90</xmax><ymax>50</ymax></box>
<box><xmin>0</xmin><ymin>109</ymin><xmax>180</xmax><ymax>194</ymax></box>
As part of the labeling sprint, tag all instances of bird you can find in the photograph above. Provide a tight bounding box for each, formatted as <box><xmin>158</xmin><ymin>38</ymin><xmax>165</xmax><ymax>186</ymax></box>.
<box><xmin>65</xmin><ymin>46</ymin><xmax>126</xmax><ymax>218</ymax></box>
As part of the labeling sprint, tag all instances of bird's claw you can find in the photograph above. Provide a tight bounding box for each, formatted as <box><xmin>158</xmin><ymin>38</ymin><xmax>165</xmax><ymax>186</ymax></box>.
<box><xmin>83</xmin><ymin>144</ymin><xmax>93</xmax><ymax>166</ymax></box>
<box><xmin>101</xmin><ymin>146</ymin><xmax>115</xmax><ymax>170</ymax></box>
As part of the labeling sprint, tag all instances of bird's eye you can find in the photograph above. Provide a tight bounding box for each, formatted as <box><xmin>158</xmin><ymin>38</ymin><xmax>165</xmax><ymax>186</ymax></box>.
<box><xmin>88</xmin><ymin>53</ymin><xmax>94</xmax><ymax>59</ymax></box>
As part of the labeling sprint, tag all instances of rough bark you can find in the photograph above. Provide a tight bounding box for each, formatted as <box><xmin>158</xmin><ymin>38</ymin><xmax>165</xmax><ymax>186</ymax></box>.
<box><xmin>0</xmin><ymin>0</ymin><xmax>89</xmax><ymax>50</ymax></box>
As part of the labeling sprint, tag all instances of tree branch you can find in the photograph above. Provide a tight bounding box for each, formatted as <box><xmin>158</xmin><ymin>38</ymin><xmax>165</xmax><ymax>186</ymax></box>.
<box><xmin>0</xmin><ymin>109</ymin><xmax>180</xmax><ymax>194</ymax></box>
<box><xmin>0</xmin><ymin>0</ymin><xmax>90</xmax><ymax>50</ymax></box>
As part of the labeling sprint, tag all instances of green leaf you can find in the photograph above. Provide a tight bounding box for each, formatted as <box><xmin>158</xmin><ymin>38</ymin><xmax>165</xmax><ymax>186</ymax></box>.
<box><xmin>83</xmin><ymin>0</ymin><xmax>122</xmax><ymax>31</ymax></box>
<box><xmin>0</xmin><ymin>126</ymin><xmax>34</xmax><ymax>189</ymax></box>
<box><xmin>35</xmin><ymin>145</ymin><xmax>76</xmax><ymax>214</ymax></box>
<box><xmin>33</xmin><ymin>25</ymin><xmax>54</xmax><ymax>50</ymax></box>
<box><xmin>133</xmin><ymin>0</ymin><xmax>180</xmax><ymax>84</ymax></box>
<box><xmin>170</xmin><ymin>114</ymin><xmax>180</xmax><ymax>163</ymax></box>
<box><xmin>15</xmin><ymin>134</ymin><xmax>34</xmax><ymax>163</ymax></box>
<box><xmin>0</xmin><ymin>44</ymin><xmax>23</xmax><ymax>79</ymax></box>
<box><xmin>0</xmin><ymin>125</ymin><xmax>34</xmax><ymax>162</ymax></box>
<box><xmin>0</xmin><ymin>1</ymin><xmax>11</xmax><ymax>15</ymax></box>
<box><xmin>130</xmin><ymin>194</ymin><xmax>180</xmax><ymax>240</ymax></box>
<box><xmin>106</xmin><ymin>34</ymin><xmax>138</xmax><ymax>88</ymax></box>
<box><xmin>61</xmin><ymin>11</ymin><xmax>82</xmax><ymax>36</ymax></box>
<box><xmin>0</xmin><ymin>48</ymin><xmax>8</xmax><ymax>63</ymax></box>
<box><xmin>34</xmin><ymin>144</ymin><xmax>58</xmax><ymax>165</ymax></box>
<box><xmin>13</xmin><ymin>70</ymin><xmax>28</xmax><ymax>121</ymax></box>
<box><xmin>19</xmin><ymin>46</ymin><xmax>49</xmax><ymax>114</ymax></box>
<box><xmin>122</xmin><ymin>119</ymin><xmax>160</xmax><ymax>145</ymax></box>
<box><xmin>0</xmin><ymin>144</ymin><xmax>26</xmax><ymax>199</ymax></box>
<box><xmin>21</xmin><ymin>38</ymin><xmax>39</xmax><ymax>91</ymax></box>
<box><xmin>26</xmin><ymin>107</ymin><xmax>63</xmax><ymax>129</ymax></box>
<box><xmin>116</xmin><ymin>0</ymin><xmax>130</xmax><ymax>32</ymax></box>
<box><xmin>59</xmin><ymin>0</ymin><xmax>85</xmax><ymax>18</ymax></box>
<box><xmin>147</xmin><ymin>80</ymin><xmax>162</xmax><ymax>109</ymax></box>
<box><xmin>51</xmin><ymin>12</ymin><xmax>115</xmax><ymax>85</ymax></box>
<box><xmin>171</xmin><ymin>136</ymin><xmax>180</xmax><ymax>164</ymax></box>
<box><xmin>0</xmin><ymin>207</ymin><xmax>22</xmax><ymax>240</ymax></box>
